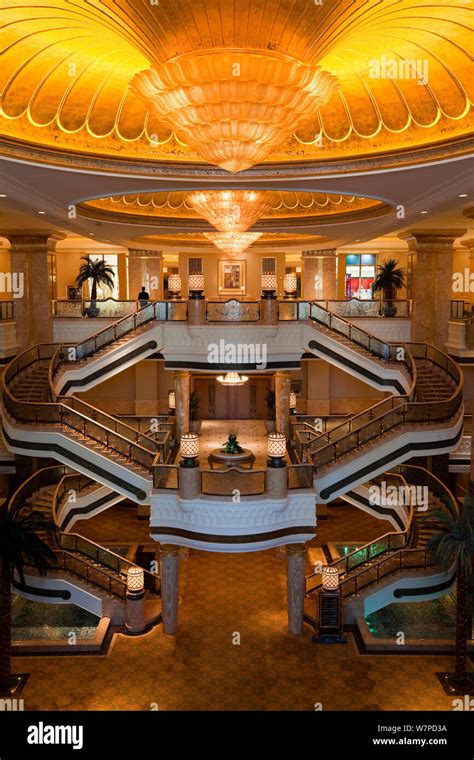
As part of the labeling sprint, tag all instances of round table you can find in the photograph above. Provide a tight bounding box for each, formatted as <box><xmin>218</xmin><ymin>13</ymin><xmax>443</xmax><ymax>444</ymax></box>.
<box><xmin>208</xmin><ymin>448</ymin><xmax>255</xmax><ymax>470</ymax></box>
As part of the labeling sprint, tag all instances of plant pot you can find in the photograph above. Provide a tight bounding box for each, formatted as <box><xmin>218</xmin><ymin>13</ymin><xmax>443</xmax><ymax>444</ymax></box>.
<box><xmin>264</xmin><ymin>419</ymin><xmax>276</xmax><ymax>433</ymax></box>
<box><xmin>190</xmin><ymin>419</ymin><xmax>202</xmax><ymax>434</ymax></box>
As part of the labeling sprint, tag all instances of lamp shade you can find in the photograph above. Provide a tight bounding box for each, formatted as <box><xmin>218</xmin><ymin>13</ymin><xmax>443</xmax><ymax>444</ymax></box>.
<box><xmin>127</xmin><ymin>566</ymin><xmax>144</xmax><ymax>593</ymax></box>
<box><xmin>261</xmin><ymin>274</ymin><xmax>277</xmax><ymax>292</ymax></box>
<box><xmin>168</xmin><ymin>274</ymin><xmax>181</xmax><ymax>293</ymax></box>
<box><xmin>168</xmin><ymin>391</ymin><xmax>175</xmax><ymax>409</ymax></box>
<box><xmin>267</xmin><ymin>432</ymin><xmax>286</xmax><ymax>458</ymax></box>
<box><xmin>180</xmin><ymin>432</ymin><xmax>199</xmax><ymax>459</ymax></box>
<box><xmin>322</xmin><ymin>566</ymin><xmax>339</xmax><ymax>591</ymax></box>
<box><xmin>284</xmin><ymin>273</ymin><xmax>297</xmax><ymax>293</ymax></box>
<box><xmin>289</xmin><ymin>391</ymin><xmax>297</xmax><ymax>409</ymax></box>
<box><xmin>188</xmin><ymin>274</ymin><xmax>204</xmax><ymax>292</ymax></box>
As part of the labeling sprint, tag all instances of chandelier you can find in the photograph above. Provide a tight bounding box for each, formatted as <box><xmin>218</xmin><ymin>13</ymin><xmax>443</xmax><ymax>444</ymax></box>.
<box><xmin>216</xmin><ymin>372</ymin><xmax>249</xmax><ymax>386</ymax></box>
<box><xmin>204</xmin><ymin>231</ymin><xmax>262</xmax><ymax>254</ymax></box>
<box><xmin>187</xmin><ymin>190</ymin><xmax>274</xmax><ymax>233</ymax></box>
<box><xmin>132</xmin><ymin>49</ymin><xmax>338</xmax><ymax>173</ymax></box>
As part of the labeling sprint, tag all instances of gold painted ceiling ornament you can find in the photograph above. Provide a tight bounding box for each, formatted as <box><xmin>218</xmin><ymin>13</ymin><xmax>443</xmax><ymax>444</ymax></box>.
<box><xmin>187</xmin><ymin>190</ymin><xmax>275</xmax><ymax>233</ymax></box>
<box><xmin>131</xmin><ymin>49</ymin><xmax>338</xmax><ymax>173</ymax></box>
<box><xmin>204</xmin><ymin>231</ymin><xmax>262</xmax><ymax>254</ymax></box>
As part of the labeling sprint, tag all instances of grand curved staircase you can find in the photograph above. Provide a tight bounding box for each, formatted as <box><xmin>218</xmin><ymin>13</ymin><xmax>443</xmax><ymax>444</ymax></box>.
<box><xmin>8</xmin><ymin>465</ymin><xmax>160</xmax><ymax>620</ymax></box>
<box><xmin>1</xmin><ymin>301</ymin><xmax>464</xmax><ymax>616</ymax></box>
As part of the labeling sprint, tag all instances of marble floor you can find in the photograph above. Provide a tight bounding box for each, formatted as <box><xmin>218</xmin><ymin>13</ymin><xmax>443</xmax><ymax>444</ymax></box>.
<box><xmin>197</xmin><ymin>419</ymin><xmax>280</xmax><ymax>467</ymax></box>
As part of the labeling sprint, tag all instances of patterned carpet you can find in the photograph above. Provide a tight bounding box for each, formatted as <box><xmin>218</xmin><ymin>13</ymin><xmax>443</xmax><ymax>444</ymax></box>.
<box><xmin>14</xmin><ymin>546</ymin><xmax>462</xmax><ymax>711</ymax></box>
<box><xmin>11</xmin><ymin>421</ymin><xmax>464</xmax><ymax>711</ymax></box>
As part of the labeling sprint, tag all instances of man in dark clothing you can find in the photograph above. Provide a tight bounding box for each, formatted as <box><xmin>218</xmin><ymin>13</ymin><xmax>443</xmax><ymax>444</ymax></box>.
<box><xmin>138</xmin><ymin>286</ymin><xmax>150</xmax><ymax>307</ymax></box>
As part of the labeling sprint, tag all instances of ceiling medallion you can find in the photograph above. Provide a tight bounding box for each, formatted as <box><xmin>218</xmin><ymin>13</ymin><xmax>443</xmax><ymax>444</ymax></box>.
<box><xmin>187</xmin><ymin>190</ymin><xmax>274</xmax><ymax>232</ymax></box>
<box><xmin>204</xmin><ymin>231</ymin><xmax>262</xmax><ymax>254</ymax></box>
<box><xmin>132</xmin><ymin>49</ymin><xmax>338</xmax><ymax>173</ymax></box>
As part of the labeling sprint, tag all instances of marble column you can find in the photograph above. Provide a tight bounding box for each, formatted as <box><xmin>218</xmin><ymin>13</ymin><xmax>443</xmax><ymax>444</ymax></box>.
<box><xmin>400</xmin><ymin>229</ymin><xmax>466</xmax><ymax>349</ymax></box>
<box><xmin>5</xmin><ymin>232</ymin><xmax>64</xmax><ymax>351</ymax></box>
<box><xmin>128</xmin><ymin>249</ymin><xmax>162</xmax><ymax>302</ymax></box>
<box><xmin>275</xmin><ymin>370</ymin><xmax>292</xmax><ymax>438</ymax></box>
<box><xmin>470</xmin><ymin>400</ymin><xmax>474</xmax><ymax>498</ymax></box>
<box><xmin>302</xmin><ymin>249</ymin><xmax>337</xmax><ymax>301</ymax></box>
<box><xmin>174</xmin><ymin>370</ymin><xmax>190</xmax><ymax>441</ymax></box>
<box><xmin>286</xmin><ymin>544</ymin><xmax>307</xmax><ymax>635</ymax></box>
<box><xmin>159</xmin><ymin>544</ymin><xmax>180</xmax><ymax>635</ymax></box>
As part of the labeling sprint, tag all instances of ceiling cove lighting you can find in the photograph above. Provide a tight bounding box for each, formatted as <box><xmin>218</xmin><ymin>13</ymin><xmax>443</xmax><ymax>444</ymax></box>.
<box><xmin>132</xmin><ymin>50</ymin><xmax>338</xmax><ymax>173</ymax></box>
<box><xmin>216</xmin><ymin>372</ymin><xmax>249</xmax><ymax>386</ymax></box>
<box><xmin>204</xmin><ymin>231</ymin><xmax>262</xmax><ymax>254</ymax></box>
<box><xmin>187</xmin><ymin>190</ymin><xmax>274</xmax><ymax>232</ymax></box>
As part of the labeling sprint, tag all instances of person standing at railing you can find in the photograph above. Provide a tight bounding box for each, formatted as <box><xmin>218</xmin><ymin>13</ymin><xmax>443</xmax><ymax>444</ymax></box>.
<box><xmin>138</xmin><ymin>286</ymin><xmax>150</xmax><ymax>308</ymax></box>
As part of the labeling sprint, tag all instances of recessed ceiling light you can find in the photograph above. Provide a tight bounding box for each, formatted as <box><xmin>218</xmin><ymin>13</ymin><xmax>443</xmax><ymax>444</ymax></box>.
<box><xmin>459</xmin><ymin>193</ymin><xmax>468</xmax><ymax>198</ymax></box>
<box><xmin>89</xmin><ymin>233</ymin><xmax>95</xmax><ymax>236</ymax></box>
<box><xmin>0</xmin><ymin>194</ymin><xmax>7</xmax><ymax>198</ymax></box>
<box><xmin>37</xmin><ymin>211</ymin><xmax>46</xmax><ymax>214</ymax></box>
<box><xmin>420</xmin><ymin>211</ymin><xmax>428</xmax><ymax>214</ymax></box>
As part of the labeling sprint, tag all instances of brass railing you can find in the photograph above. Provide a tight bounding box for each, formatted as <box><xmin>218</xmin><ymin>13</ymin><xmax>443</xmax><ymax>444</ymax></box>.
<box><xmin>3</xmin><ymin>345</ymin><xmax>157</xmax><ymax>472</ymax></box>
<box><xmin>278</xmin><ymin>301</ymin><xmax>311</xmax><ymax>321</ymax></box>
<box><xmin>8</xmin><ymin>466</ymin><xmax>160</xmax><ymax>599</ymax></box>
<box><xmin>287</xmin><ymin>464</ymin><xmax>313</xmax><ymax>489</ymax></box>
<box><xmin>153</xmin><ymin>461</ymin><xmax>180</xmax><ymax>490</ymax></box>
<box><xmin>308</xmin><ymin>342</ymin><xmax>462</xmax><ymax>471</ymax></box>
<box><xmin>309</xmin><ymin>301</ymin><xmax>412</xmax><ymax>366</ymax></box>
<box><xmin>305</xmin><ymin>466</ymin><xmax>458</xmax><ymax>598</ymax></box>
<box><xmin>0</xmin><ymin>301</ymin><xmax>14</xmax><ymax>320</ymax></box>
<box><xmin>201</xmin><ymin>467</ymin><xmax>266</xmax><ymax>496</ymax></box>
<box><xmin>206</xmin><ymin>299</ymin><xmax>261</xmax><ymax>322</ymax></box>
<box><xmin>53</xmin><ymin>300</ymin><xmax>186</xmax><ymax>369</ymax></box>
<box><xmin>314</xmin><ymin>298</ymin><xmax>412</xmax><ymax>319</ymax></box>
<box><xmin>53</xmin><ymin>298</ymin><xmax>139</xmax><ymax>319</ymax></box>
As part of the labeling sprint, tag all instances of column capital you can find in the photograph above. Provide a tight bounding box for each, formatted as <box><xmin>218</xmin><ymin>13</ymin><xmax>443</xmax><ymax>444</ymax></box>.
<box><xmin>399</xmin><ymin>228</ymin><xmax>467</xmax><ymax>251</ymax></box>
<box><xmin>302</xmin><ymin>248</ymin><xmax>337</xmax><ymax>257</ymax></box>
<box><xmin>275</xmin><ymin>370</ymin><xmax>292</xmax><ymax>379</ymax></box>
<box><xmin>128</xmin><ymin>248</ymin><xmax>162</xmax><ymax>258</ymax></box>
<box><xmin>174</xmin><ymin>370</ymin><xmax>191</xmax><ymax>380</ymax></box>
<box><xmin>461</xmin><ymin>238</ymin><xmax>474</xmax><ymax>251</ymax></box>
<box><xmin>286</xmin><ymin>543</ymin><xmax>307</xmax><ymax>557</ymax></box>
<box><xmin>2</xmin><ymin>230</ymin><xmax>66</xmax><ymax>252</ymax></box>
<box><xmin>159</xmin><ymin>544</ymin><xmax>180</xmax><ymax>558</ymax></box>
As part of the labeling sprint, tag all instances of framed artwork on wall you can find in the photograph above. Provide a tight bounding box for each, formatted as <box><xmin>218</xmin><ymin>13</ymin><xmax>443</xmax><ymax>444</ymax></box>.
<box><xmin>218</xmin><ymin>260</ymin><xmax>246</xmax><ymax>296</ymax></box>
<box><xmin>67</xmin><ymin>286</ymin><xmax>82</xmax><ymax>301</ymax></box>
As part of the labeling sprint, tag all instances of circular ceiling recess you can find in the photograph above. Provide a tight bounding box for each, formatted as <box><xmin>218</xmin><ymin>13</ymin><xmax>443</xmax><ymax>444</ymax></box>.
<box><xmin>0</xmin><ymin>1</ymin><xmax>471</xmax><ymax>174</ymax></box>
<box><xmin>78</xmin><ymin>190</ymin><xmax>391</xmax><ymax>230</ymax></box>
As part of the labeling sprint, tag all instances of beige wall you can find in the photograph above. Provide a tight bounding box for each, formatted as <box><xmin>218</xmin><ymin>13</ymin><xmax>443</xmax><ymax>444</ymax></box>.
<box><xmin>176</xmin><ymin>250</ymin><xmax>287</xmax><ymax>299</ymax></box>
<box><xmin>77</xmin><ymin>358</ymin><xmax>385</xmax><ymax>418</ymax></box>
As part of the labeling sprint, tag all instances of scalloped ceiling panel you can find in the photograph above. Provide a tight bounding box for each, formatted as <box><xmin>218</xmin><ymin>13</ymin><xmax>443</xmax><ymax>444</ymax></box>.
<box><xmin>0</xmin><ymin>0</ymin><xmax>472</xmax><ymax>166</ymax></box>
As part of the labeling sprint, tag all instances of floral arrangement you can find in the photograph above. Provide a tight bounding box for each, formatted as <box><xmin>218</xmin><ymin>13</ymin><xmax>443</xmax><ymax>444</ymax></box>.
<box><xmin>221</xmin><ymin>430</ymin><xmax>243</xmax><ymax>455</ymax></box>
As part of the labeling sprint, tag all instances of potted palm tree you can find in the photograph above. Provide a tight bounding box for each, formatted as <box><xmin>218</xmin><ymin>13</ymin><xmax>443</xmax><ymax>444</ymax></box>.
<box><xmin>426</xmin><ymin>492</ymin><xmax>474</xmax><ymax>695</ymax></box>
<box><xmin>371</xmin><ymin>258</ymin><xmax>406</xmax><ymax>317</ymax></box>
<box><xmin>189</xmin><ymin>390</ymin><xmax>202</xmax><ymax>434</ymax></box>
<box><xmin>76</xmin><ymin>256</ymin><xmax>115</xmax><ymax>317</ymax></box>
<box><xmin>265</xmin><ymin>389</ymin><xmax>276</xmax><ymax>433</ymax></box>
<box><xmin>0</xmin><ymin>501</ymin><xmax>56</xmax><ymax>695</ymax></box>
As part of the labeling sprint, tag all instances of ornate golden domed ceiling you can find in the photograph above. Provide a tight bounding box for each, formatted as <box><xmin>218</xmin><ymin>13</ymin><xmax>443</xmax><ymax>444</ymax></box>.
<box><xmin>1</xmin><ymin>0</ymin><xmax>472</xmax><ymax>172</ymax></box>
<box><xmin>129</xmin><ymin>232</ymin><xmax>326</xmax><ymax>252</ymax></box>
<box><xmin>78</xmin><ymin>191</ymin><xmax>389</xmax><ymax>227</ymax></box>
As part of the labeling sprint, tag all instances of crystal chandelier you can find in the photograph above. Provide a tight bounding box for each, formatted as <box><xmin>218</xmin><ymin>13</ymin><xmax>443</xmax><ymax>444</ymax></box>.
<box><xmin>204</xmin><ymin>231</ymin><xmax>262</xmax><ymax>254</ymax></box>
<box><xmin>187</xmin><ymin>191</ymin><xmax>273</xmax><ymax>233</ymax></box>
<box><xmin>132</xmin><ymin>49</ymin><xmax>338</xmax><ymax>173</ymax></box>
<box><xmin>216</xmin><ymin>372</ymin><xmax>249</xmax><ymax>386</ymax></box>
